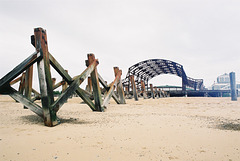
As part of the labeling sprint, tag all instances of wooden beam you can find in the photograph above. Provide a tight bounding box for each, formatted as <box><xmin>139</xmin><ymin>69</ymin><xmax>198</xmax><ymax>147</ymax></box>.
<box><xmin>8</xmin><ymin>87</ymin><xmax>43</xmax><ymax>118</ymax></box>
<box><xmin>52</xmin><ymin>78</ymin><xmax>56</xmax><ymax>87</ymax></box>
<box><xmin>52</xmin><ymin>78</ymin><xmax>81</xmax><ymax>112</ymax></box>
<box><xmin>0</xmin><ymin>51</ymin><xmax>40</xmax><ymax>91</ymax></box>
<box><xmin>53</xmin><ymin>58</ymin><xmax>99</xmax><ymax>112</ymax></box>
<box><xmin>35</xmin><ymin>27</ymin><xmax>59</xmax><ymax>127</ymax></box>
<box><xmin>31</xmin><ymin>88</ymin><xmax>41</xmax><ymax>101</ymax></box>
<box><xmin>24</xmin><ymin>65</ymin><xmax>33</xmax><ymax>109</ymax></box>
<box><xmin>114</xmin><ymin>67</ymin><xmax>126</xmax><ymax>104</ymax></box>
<box><xmin>98</xmin><ymin>73</ymin><xmax>121</xmax><ymax>104</ymax></box>
<box><xmin>141</xmin><ymin>80</ymin><xmax>147</xmax><ymax>99</ymax></box>
<box><xmin>87</xmin><ymin>77</ymin><xmax>92</xmax><ymax>93</ymax></box>
<box><xmin>10</xmin><ymin>75</ymin><xmax>22</xmax><ymax>85</ymax></box>
<box><xmin>102</xmin><ymin>69</ymin><xmax>122</xmax><ymax>108</ymax></box>
<box><xmin>49</xmin><ymin>52</ymin><xmax>97</xmax><ymax>111</ymax></box>
<box><xmin>18</xmin><ymin>73</ymin><xmax>26</xmax><ymax>95</ymax></box>
<box><xmin>62</xmin><ymin>70</ymin><xmax>68</xmax><ymax>92</ymax></box>
<box><xmin>75</xmin><ymin>88</ymin><xmax>96</xmax><ymax>111</ymax></box>
<box><xmin>49</xmin><ymin>53</ymin><xmax>72</xmax><ymax>84</ymax></box>
<box><xmin>53</xmin><ymin>80</ymin><xmax>65</xmax><ymax>90</ymax></box>
<box><xmin>87</xmin><ymin>54</ymin><xmax>103</xmax><ymax>112</ymax></box>
<box><xmin>130</xmin><ymin>75</ymin><xmax>138</xmax><ymax>101</ymax></box>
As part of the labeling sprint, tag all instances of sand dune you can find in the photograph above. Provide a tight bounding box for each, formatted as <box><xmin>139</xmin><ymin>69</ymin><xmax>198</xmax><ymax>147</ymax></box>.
<box><xmin>0</xmin><ymin>95</ymin><xmax>239</xmax><ymax>161</ymax></box>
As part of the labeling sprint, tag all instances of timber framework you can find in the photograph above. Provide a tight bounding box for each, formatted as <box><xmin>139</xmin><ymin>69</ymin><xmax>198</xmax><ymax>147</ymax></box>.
<box><xmin>0</xmin><ymin>27</ymin><xmax>126</xmax><ymax>127</ymax></box>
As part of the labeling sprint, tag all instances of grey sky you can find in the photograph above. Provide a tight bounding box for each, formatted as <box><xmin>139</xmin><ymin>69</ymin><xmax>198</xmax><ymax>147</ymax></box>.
<box><xmin>0</xmin><ymin>0</ymin><xmax>240</xmax><ymax>89</ymax></box>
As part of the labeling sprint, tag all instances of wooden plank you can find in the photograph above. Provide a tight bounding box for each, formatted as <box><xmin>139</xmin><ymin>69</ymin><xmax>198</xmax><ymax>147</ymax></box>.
<box><xmin>0</xmin><ymin>51</ymin><xmax>40</xmax><ymax>90</ymax></box>
<box><xmin>130</xmin><ymin>75</ymin><xmax>138</xmax><ymax>101</ymax></box>
<box><xmin>87</xmin><ymin>54</ymin><xmax>103</xmax><ymax>112</ymax></box>
<box><xmin>24</xmin><ymin>65</ymin><xmax>33</xmax><ymax>109</ymax></box>
<box><xmin>35</xmin><ymin>27</ymin><xmax>59</xmax><ymax>127</ymax></box>
<box><xmin>98</xmin><ymin>73</ymin><xmax>121</xmax><ymax>104</ymax></box>
<box><xmin>102</xmin><ymin>69</ymin><xmax>121</xmax><ymax>108</ymax></box>
<box><xmin>8</xmin><ymin>87</ymin><xmax>43</xmax><ymax>118</ymax></box>
<box><xmin>114</xmin><ymin>67</ymin><xmax>126</xmax><ymax>104</ymax></box>
<box><xmin>52</xmin><ymin>59</ymin><xmax>98</xmax><ymax>112</ymax></box>
<box><xmin>10</xmin><ymin>75</ymin><xmax>22</xmax><ymax>85</ymax></box>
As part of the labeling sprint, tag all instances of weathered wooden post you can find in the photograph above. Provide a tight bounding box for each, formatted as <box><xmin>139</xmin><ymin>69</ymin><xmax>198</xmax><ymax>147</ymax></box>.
<box><xmin>87</xmin><ymin>54</ymin><xmax>103</xmax><ymax>111</ymax></box>
<box><xmin>35</xmin><ymin>28</ymin><xmax>59</xmax><ymax>126</ymax></box>
<box><xmin>114</xmin><ymin>67</ymin><xmax>126</xmax><ymax>104</ymax></box>
<box><xmin>150</xmin><ymin>84</ymin><xmax>155</xmax><ymax>99</ymax></box>
<box><xmin>87</xmin><ymin>77</ymin><xmax>93</xmax><ymax>93</ymax></box>
<box><xmin>154</xmin><ymin>87</ymin><xmax>159</xmax><ymax>99</ymax></box>
<box><xmin>229</xmin><ymin>72</ymin><xmax>237</xmax><ymax>101</ymax></box>
<box><xmin>24</xmin><ymin>65</ymin><xmax>33</xmax><ymax>109</ymax></box>
<box><xmin>130</xmin><ymin>75</ymin><xmax>138</xmax><ymax>101</ymax></box>
<box><xmin>125</xmin><ymin>86</ymin><xmax>129</xmax><ymax>97</ymax></box>
<box><xmin>141</xmin><ymin>80</ymin><xmax>147</xmax><ymax>99</ymax></box>
<box><xmin>18</xmin><ymin>73</ymin><xmax>26</xmax><ymax>95</ymax></box>
<box><xmin>62</xmin><ymin>70</ymin><xmax>68</xmax><ymax>92</ymax></box>
<box><xmin>52</xmin><ymin>78</ymin><xmax>56</xmax><ymax>87</ymax></box>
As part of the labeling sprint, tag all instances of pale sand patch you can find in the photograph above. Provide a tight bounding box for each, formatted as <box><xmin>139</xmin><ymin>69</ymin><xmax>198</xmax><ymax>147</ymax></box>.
<box><xmin>0</xmin><ymin>95</ymin><xmax>239</xmax><ymax>161</ymax></box>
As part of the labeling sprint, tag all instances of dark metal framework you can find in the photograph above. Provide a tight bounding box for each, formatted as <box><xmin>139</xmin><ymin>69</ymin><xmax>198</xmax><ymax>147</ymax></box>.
<box><xmin>122</xmin><ymin>59</ymin><xmax>203</xmax><ymax>90</ymax></box>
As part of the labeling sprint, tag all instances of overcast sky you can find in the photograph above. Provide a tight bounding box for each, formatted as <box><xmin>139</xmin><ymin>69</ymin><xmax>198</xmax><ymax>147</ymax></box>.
<box><xmin>0</xmin><ymin>0</ymin><xmax>240</xmax><ymax>90</ymax></box>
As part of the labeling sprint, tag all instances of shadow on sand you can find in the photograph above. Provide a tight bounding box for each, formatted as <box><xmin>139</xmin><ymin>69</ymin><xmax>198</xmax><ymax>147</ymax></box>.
<box><xmin>20</xmin><ymin>115</ymin><xmax>94</xmax><ymax>126</ymax></box>
<box><xmin>216</xmin><ymin>122</ymin><xmax>240</xmax><ymax>131</ymax></box>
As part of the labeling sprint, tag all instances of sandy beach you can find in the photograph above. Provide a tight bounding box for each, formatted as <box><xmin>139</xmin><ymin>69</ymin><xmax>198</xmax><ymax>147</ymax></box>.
<box><xmin>0</xmin><ymin>95</ymin><xmax>239</xmax><ymax>161</ymax></box>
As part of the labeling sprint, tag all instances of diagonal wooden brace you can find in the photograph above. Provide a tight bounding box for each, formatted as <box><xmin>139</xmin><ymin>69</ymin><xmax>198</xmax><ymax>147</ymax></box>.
<box><xmin>102</xmin><ymin>70</ymin><xmax>122</xmax><ymax>108</ymax></box>
<box><xmin>8</xmin><ymin>87</ymin><xmax>43</xmax><ymax>118</ymax></box>
<box><xmin>52</xmin><ymin>59</ymin><xmax>99</xmax><ymax>112</ymax></box>
<box><xmin>49</xmin><ymin>52</ymin><xmax>96</xmax><ymax>111</ymax></box>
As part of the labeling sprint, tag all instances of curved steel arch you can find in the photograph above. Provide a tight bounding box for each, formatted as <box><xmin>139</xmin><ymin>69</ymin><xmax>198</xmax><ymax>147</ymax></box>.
<box><xmin>122</xmin><ymin>59</ymin><xmax>203</xmax><ymax>90</ymax></box>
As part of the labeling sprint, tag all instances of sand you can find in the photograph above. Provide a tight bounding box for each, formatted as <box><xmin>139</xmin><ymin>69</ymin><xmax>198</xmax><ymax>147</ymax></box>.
<box><xmin>0</xmin><ymin>95</ymin><xmax>239</xmax><ymax>161</ymax></box>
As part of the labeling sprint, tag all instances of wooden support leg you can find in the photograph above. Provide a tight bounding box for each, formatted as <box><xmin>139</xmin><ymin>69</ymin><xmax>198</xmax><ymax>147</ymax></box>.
<box><xmin>150</xmin><ymin>84</ymin><xmax>155</xmax><ymax>99</ymax></box>
<box><xmin>114</xmin><ymin>67</ymin><xmax>126</xmax><ymax>104</ymax></box>
<box><xmin>35</xmin><ymin>27</ymin><xmax>59</xmax><ymax>127</ymax></box>
<box><xmin>52</xmin><ymin>78</ymin><xmax>56</xmax><ymax>87</ymax></box>
<box><xmin>62</xmin><ymin>70</ymin><xmax>68</xmax><ymax>93</ymax></box>
<box><xmin>141</xmin><ymin>80</ymin><xmax>147</xmax><ymax>99</ymax></box>
<box><xmin>130</xmin><ymin>75</ymin><xmax>138</xmax><ymax>101</ymax></box>
<box><xmin>87</xmin><ymin>77</ymin><xmax>93</xmax><ymax>93</ymax></box>
<box><xmin>18</xmin><ymin>73</ymin><xmax>26</xmax><ymax>95</ymax></box>
<box><xmin>98</xmin><ymin>73</ymin><xmax>121</xmax><ymax>104</ymax></box>
<box><xmin>24</xmin><ymin>65</ymin><xmax>33</xmax><ymax>109</ymax></box>
<box><xmin>125</xmin><ymin>86</ymin><xmax>129</xmax><ymax>98</ymax></box>
<box><xmin>87</xmin><ymin>54</ymin><xmax>103</xmax><ymax>112</ymax></box>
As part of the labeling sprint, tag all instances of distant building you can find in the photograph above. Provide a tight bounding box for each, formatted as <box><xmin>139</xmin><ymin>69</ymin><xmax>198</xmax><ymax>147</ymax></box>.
<box><xmin>210</xmin><ymin>73</ymin><xmax>240</xmax><ymax>90</ymax></box>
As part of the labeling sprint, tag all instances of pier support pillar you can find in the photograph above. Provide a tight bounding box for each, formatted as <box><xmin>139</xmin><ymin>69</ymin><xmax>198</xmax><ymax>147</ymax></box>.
<box><xmin>229</xmin><ymin>72</ymin><xmax>237</xmax><ymax>101</ymax></box>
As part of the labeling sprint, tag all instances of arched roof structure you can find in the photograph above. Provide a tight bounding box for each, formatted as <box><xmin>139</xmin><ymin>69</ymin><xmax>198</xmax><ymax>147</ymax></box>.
<box><xmin>122</xmin><ymin>59</ymin><xmax>203</xmax><ymax>90</ymax></box>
